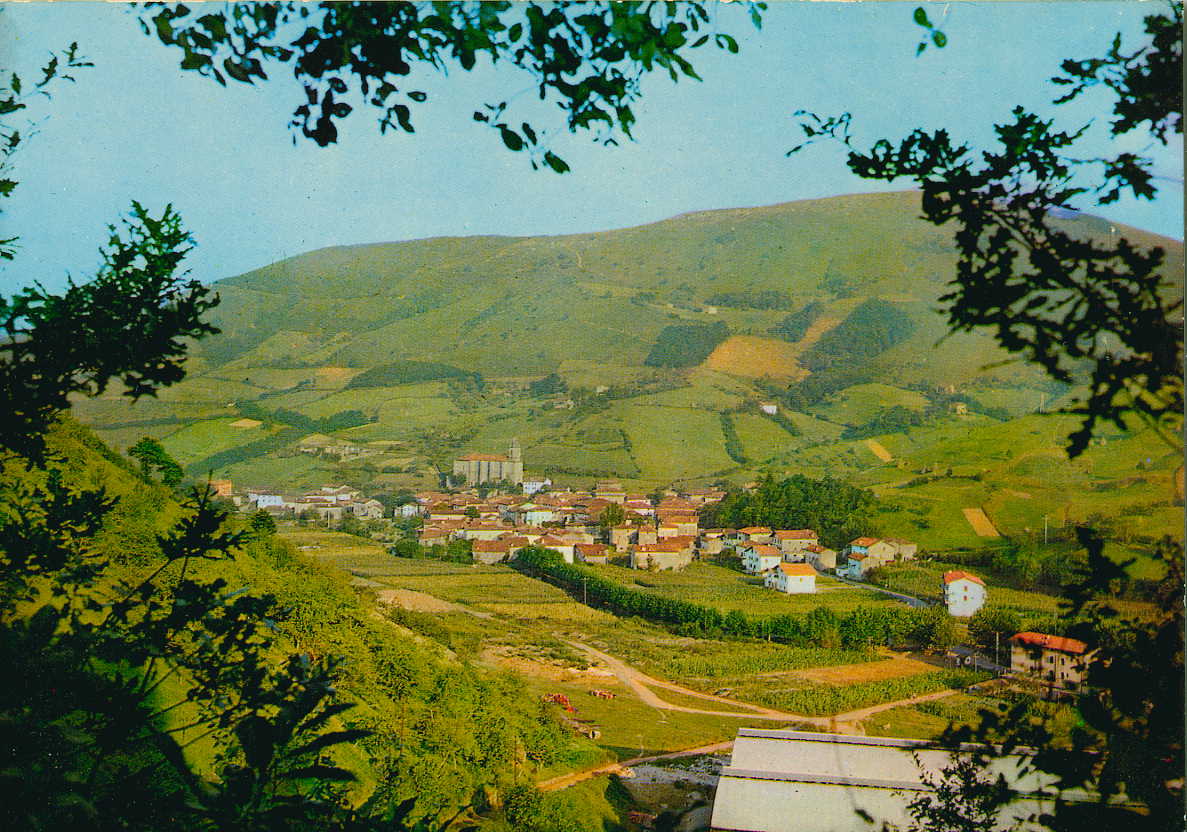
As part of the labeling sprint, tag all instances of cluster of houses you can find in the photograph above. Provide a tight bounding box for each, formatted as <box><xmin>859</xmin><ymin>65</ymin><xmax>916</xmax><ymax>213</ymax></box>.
<box><xmin>214</xmin><ymin>479</ymin><xmax>386</xmax><ymax>524</ymax></box>
<box><xmin>413</xmin><ymin>481</ymin><xmax>730</xmax><ymax>567</ymax></box>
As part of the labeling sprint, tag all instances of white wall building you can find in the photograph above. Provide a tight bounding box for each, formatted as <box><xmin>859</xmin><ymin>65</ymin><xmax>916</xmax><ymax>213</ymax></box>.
<box><xmin>741</xmin><ymin>544</ymin><xmax>783</xmax><ymax>574</ymax></box>
<box><xmin>942</xmin><ymin>570</ymin><xmax>987</xmax><ymax>617</ymax></box>
<box><xmin>710</xmin><ymin>728</ymin><xmax>1108</xmax><ymax>832</ymax></box>
<box><xmin>763</xmin><ymin>562</ymin><xmax>817</xmax><ymax>594</ymax></box>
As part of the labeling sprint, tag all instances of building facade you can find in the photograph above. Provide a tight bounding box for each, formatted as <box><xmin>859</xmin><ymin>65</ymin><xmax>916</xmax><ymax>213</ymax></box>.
<box><xmin>452</xmin><ymin>438</ymin><xmax>524</xmax><ymax>485</ymax></box>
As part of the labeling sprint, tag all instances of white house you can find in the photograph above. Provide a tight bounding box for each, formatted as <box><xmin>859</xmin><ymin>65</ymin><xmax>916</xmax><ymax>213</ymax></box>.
<box><xmin>764</xmin><ymin>562</ymin><xmax>817</xmax><ymax>594</ymax></box>
<box><xmin>943</xmin><ymin>570</ymin><xmax>987</xmax><ymax>617</ymax></box>
<box><xmin>522</xmin><ymin>477</ymin><xmax>551</xmax><ymax>496</ymax></box>
<box><xmin>759</xmin><ymin>402</ymin><xmax>778</xmax><ymax>415</ymax></box>
<box><xmin>741</xmin><ymin>543</ymin><xmax>783</xmax><ymax>574</ymax></box>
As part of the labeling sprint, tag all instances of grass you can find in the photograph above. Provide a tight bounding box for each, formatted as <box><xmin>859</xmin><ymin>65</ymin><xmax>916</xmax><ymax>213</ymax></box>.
<box><xmin>733</xmin><ymin>669</ymin><xmax>991</xmax><ymax>717</ymax></box>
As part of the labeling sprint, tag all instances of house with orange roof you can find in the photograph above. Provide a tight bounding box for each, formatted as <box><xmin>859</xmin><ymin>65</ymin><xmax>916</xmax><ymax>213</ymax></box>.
<box><xmin>764</xmin><ymin>562</ymin><xmax>817</xmax><ymax>594</ymax></box>
<box><xmin>738</xmin><ymin>526</ymin><xmax>774</xmax><ymax>544</ymax></box>
<box><xmin>774</xmin><ymin>529</ymin><xmax>820</xmax><ymax>559</ymax></box>
<box><xmin>1010</xmin><ymin>632</ymin><xmax>1094</xmax><ymax>693</ymax></box>
<box><xmin>630</xmin><ymin>541</ymin><xmax>693</xmax><ymax>572</ymax></box>
<box><xmin>575</xmin><ymin>543</ymin><xmax>610</xmax><ymax>565</ymax></box>
<box><xmin>471</xmin><ymin>538</ymin><xmax>512</xmax><ymax>565</ymax></box>
<box><xmin>803</xmin><ymin>543</ymin><xmax>838</xmax><ymax>572</ymax></box>
<box><xmin>942</xmin><ymin>570</ymin><xmax>987</xmax><ymax>617</ymax></box>
<box><xmin>741</xmin><ymin>543</ymin><xmax>783</xmax><ymax>575</ymax></box>
<box><xmin>537</xmin><ymin>534</ymin><xmax>575</xmax><ymax>563</ymax></box>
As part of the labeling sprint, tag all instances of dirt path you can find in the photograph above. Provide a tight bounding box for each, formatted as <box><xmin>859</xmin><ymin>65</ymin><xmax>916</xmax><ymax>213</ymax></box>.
<box><xmin>566</xmin><ymin>641</ymin><xmax>808</xmax><ymax>722</ymax></box>
<box><xmin>962</xmin><ymin>507</ymin><xmax>1001</xmax><ymax>537</ymax></box>
<box><xmin>865</xmin><ymin>439</ymin><xmax>894</xmax><ymax>462</ymax></box>
<box><xmin>538</xmin><ymin>740</ymin><xmax>734</xmax><ymax>792</ymax></box>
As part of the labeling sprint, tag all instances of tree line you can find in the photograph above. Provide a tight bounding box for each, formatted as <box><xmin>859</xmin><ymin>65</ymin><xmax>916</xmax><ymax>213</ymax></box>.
<box><xmin>513</xmin><ymin>547</ymin><xmax>956</xmax><ymax>651</ymax></box>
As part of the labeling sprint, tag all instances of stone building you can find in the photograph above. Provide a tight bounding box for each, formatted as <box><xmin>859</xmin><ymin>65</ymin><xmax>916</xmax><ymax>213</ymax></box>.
<box><xmin>452</xmin><ymin>438</ymin><xmax>524</xmax><ymax>485</ymax></box>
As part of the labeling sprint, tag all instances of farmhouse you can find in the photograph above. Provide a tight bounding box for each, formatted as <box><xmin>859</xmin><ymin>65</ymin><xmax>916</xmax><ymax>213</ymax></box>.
<box><xmin>1010</xmin><ymin>632</ymin><xmax>1093</xmax><ymax>693</ymax></box>
<box><xmin>773</xmin><ymin>528</ymin><xmax>819</xmax><ymax>558</ymax></box>
<box><xmin>575</xmin><ymin>543</ymin><xmax>609</xmax><ymax>564</ymax></box>
<box><xmin>763</xmin><ymin>562</ymin><xmax>817</xmax><ymax>594</ymax></box>
<box><xmin>741</xmin><ymin>543</ymin><xmax>783</xmax><ymax>575</ymax></box>
<box><xmin>709</xmin><ymin>728</ymin><xmax>1102</xmax><ymax>832</ymax></box>
<box><xmin>630</xmin><ymin>542</ymin><xmax>693</xmax><ymax>571</ymax></box>
<box><xmin>536</xmin><ymin>534</ymin><xmax>575</xmax><ymax>563</ymax></box>
<box><xmin>803</xmin><ymin>543</ymin><xmax>837</xmax><ymax>571</ymax></box>
<box><xmin>942</xmin><ymin>570</ymin><xmax>987</xmax><ymax>617</ymax></box>
<box><xmin>471</xmin><ymin>538</ymin><xmax>511</xmax><ymax>565</ymax></box>
<box><xmin>737</xmin><ymin>526</ymin><xmax>774</xmax><ymax>544</ymax></box>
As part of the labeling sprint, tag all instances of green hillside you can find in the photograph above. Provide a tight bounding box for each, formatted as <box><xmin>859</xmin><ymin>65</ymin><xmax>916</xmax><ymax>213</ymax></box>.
<box><xmin>73</xmin><ymin>190</ymin><xmax>1184</xmax><ymax>548</ymax></box>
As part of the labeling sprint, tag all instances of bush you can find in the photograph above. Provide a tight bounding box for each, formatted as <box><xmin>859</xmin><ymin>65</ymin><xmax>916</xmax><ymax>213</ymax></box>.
<box><xmin>346</xmin><ymin>359</ymin><xmax>479</xmax><ymax>388</ymax></box>
<box><xmin>705</xmin><ymin>289</ymin><xmax>792</xmax><ymax>310</ymax></box>
<box><xmin>801</xmin><ymin>298</ymin><xmax>916</xmax><ymax>371</ymax></box>
<box><xmin>769</xmin><ymin>301</ymin><xmax>824</xmax><ymax>342</ymax></box>
<box><xmin>643</xmin><ymin>322</ymin><xmax>730</xmax><ymax>368</ymax></box>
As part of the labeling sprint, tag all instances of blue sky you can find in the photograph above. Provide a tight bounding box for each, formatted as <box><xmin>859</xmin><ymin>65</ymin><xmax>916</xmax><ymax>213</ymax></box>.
<box><xmin>1</xmin><ymin>2</ymin><xmax>1181</xmax><ymax>293</ymax></box>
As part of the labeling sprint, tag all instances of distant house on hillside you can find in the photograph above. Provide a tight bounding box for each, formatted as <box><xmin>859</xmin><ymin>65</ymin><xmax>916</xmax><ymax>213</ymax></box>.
<box><xmin>759</xmin><ymin>402</ymin><xmax>778</xmax><ymax>415</ymax></box>
<box><xmin>764</xmin><ymin>562</ymin><xmax>817</xmax><ymax>594</ymax></box>
<box><xmin>942</xmin><ymin>570</ymin><xmax>987</xmax><ymax>617</ymax></box>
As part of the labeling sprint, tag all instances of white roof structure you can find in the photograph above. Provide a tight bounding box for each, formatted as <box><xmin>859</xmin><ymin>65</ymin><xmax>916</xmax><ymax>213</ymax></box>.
<box><xmin>710</xmin><ymin>729</ymin><xmax>1106</xmax><ymax>832</ymax></box>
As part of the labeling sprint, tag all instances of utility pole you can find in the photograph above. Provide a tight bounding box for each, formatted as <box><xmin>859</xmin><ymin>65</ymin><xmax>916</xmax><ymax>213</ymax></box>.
<box><xmin>582</xmin><ymin>576</ymin><xmax>588</xmax><ymax>605</ymax></box>
<box><xmin>995</xmin><ymin>631</ymin><xmax>1001</xmax><ymax>670</ymax></box>
<box><xmin>1043</xmin><ymin>514</ymin><xmax>1049</xmax><ymax>545</ymax></box>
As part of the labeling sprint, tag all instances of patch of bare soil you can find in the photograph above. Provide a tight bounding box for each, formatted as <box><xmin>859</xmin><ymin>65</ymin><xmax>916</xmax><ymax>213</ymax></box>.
<box><xmin>375</xmin><ymin>588</ymin><xmax>459</xmax><ymax>613</ymax></box>
<box><xmin>481</xmin><ymin>647</ymin><xmax>616</xmax><ymax>683</ymax></box>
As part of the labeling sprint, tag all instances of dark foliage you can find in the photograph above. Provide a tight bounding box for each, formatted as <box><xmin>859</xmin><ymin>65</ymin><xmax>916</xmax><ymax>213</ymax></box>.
<box><xmin>704</xmin><ymin>289</ymin><xmax>792</xmax><ymax>310</ymax></box>
<box><xmin>140</xmin><ymin>1</ymin><xmax>764</xmax><ymax>169</ymax></box>
<box><xmin>643</xmin><ymin>321</ymin><xmax>729</xmax><ymax>368</ymax></box>
<box><xmin>800</xmin><ymin>298</ymin><xmax>916</xmax><ymax>372</ymax></box>
<box><xmin>346</xmin><ymin>360</ymin><xmax>479</xmax><ymax>389</ymax></box>
<box><xmin>0</xmin><ymin>204</ymin><xmax>218</xmax><ymax>461</ymax></box>
<box><xmin>704</xmin><ymin>474</ymin><xmax>879</xmax><ymax>550</ymax></box>
<box><xmin>719</xmin><ymin>413</ymin><xmax>748</xmax><ymax>465</ymax></box>
<box><xmin>769</xmin><ymin>300</ymin><xmax>823</xmax><ymax>342</ymax></box>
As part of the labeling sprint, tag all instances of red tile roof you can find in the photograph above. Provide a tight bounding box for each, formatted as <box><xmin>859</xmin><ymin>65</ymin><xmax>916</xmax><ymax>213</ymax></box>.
<box><xmin>1011</xmin><ymin>631</ymin><xmax>1088</xmax><ymax>655</ymax></box>
<box><xmin>458</xmin><ymin>453</ymin><xmax>509</xmax><ymax>461</ymax></box>
<box><xmin>850</xmin><ymin>537</ymin><xmax>880</xmax><ymax>547</ymax></box>
<box><xmin>739</xmin><ymin>526</ymin><xmax>772</xmax><ymax>535</ymax></box>
<box><xmin>943</xmin><ymin>570</ymin><xmax>985</xmax><ymax>586</ymax></box>
<box><xmin>775</xmin><ymin>529</ymin><xmax>818</xmax><ymax>540</ymax></box>
<box><xmin>749</xmin><ymin>544</ymin><xmax>782</xmax><ymax>556</ymax></box>
<box><xmin>778</xmin><ymin>563</ymin><xmax>817</xmax><ymax>576</ymax></box>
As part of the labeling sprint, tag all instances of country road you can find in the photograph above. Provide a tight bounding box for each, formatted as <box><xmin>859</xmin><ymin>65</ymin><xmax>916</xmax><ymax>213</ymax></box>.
<box><xmin>541</xmin><ymin>641</ymin><xmax>964</xmax><ymax>791</ymax></box>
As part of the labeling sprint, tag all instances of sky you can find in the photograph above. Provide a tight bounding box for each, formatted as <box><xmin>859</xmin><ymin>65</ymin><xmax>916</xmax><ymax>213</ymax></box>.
<box><xmin>1</xmin><ymin>1</ymin><xmax>1182</xmax><ymax>293</ymax></box>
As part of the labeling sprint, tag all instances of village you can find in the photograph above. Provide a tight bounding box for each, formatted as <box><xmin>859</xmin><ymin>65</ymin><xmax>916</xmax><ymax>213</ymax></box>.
<box><xmin>222</xmin><ymin>439</ymin><xmax>1094</xmax><ymax>703</ymax></box>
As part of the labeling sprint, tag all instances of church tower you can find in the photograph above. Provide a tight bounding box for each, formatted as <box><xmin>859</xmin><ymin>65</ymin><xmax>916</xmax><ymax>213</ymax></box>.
<box><xmin>508</xmin><ymin>437</ymin><xmax>524</xmax><ymax>484</ymax></box>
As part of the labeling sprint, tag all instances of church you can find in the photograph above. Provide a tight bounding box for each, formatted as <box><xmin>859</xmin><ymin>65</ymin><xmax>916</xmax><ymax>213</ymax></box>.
<box><xmin>452</xmin><ymin>438</ymin><xmax>524</xmax><ymax>485</ymax></box>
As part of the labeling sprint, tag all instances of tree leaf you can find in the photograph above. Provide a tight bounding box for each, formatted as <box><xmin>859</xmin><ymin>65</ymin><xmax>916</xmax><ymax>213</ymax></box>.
<box><xmin>914</xmin><ymin>7</ymin><xmax>931</xmax><ymax>28</ymax></box>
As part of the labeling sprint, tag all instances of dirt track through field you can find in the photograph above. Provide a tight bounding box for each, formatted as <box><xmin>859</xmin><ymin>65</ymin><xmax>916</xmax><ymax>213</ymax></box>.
<box><xmin>865</xmin><ymin>439</ymin><xmax>893</xmax><ymax>462</ymax></box>
<box><xmin>541</xmin><ymin>642</ymin><xmax>962</xmax><ymax>791</ymax></box>
<box><xmin>962</xmin><ymin>507</ymin><xmax>1001</xmax><ymax>537</ymax></box>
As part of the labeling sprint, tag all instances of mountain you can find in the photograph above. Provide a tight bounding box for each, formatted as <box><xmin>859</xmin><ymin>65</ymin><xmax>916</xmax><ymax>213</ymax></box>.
<box><xmin>73</xmin><ymin>191</ymin><xmax>1183</xmax><ymax>553</ymax></box>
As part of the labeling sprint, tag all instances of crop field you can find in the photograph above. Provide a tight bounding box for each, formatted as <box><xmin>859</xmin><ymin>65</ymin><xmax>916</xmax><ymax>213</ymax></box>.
<box><xmin>595</xmin><ymin>561</ymin><xmax>907</xmax><ymax>617</ymax></box>
<box><xmin>617</xmin><ymin>404</ymin><xmax>736</xmax><ymax>482</ymax></box>
<box><xmin>862</xmin><ymin>691</ymin><xmax>1086</xmax><ymax>745</ymax></box>
<box><xmin>703</xmin><ymin>335</ymin><xmax>805</xmax><ymax>381</ymax></box>
<box><xmin>159</xmin><ymin>417</ymin><xmax>277</xmax><ymax>465</ymax></box>
<box><xmin>813</xmin><ymin>383</ymin><xmax>929</xmax><ymax>426</ymax></box>
<box><xmin>731</xmin><ymin>669</ymin><xmax>991</xmax><ymax>717</ymax></box>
